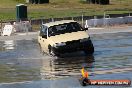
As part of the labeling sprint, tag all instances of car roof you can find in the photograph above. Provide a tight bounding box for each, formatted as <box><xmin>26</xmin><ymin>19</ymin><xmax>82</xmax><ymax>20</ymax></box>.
<box><xmin>42</xmin><ymin>20</ymin><xmax>77</xmax><ymax>27</ymax></box>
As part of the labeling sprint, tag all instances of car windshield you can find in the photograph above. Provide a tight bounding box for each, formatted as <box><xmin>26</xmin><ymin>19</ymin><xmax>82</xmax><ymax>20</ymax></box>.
<box><xmin>48</xmin><ymin>22</ymin><xmax>83</xmax><ymax>36</ymax></box>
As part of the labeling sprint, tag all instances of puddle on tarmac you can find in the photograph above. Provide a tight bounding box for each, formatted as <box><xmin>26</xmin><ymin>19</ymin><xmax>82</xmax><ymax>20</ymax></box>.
<box><xmin>0</xmin><ymin>32</ymin><xmax>132</xmax><ymax>83</ymax></box>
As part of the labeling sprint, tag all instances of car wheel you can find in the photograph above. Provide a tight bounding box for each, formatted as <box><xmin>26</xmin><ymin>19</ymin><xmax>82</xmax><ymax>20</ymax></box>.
<box><xmin>49</xmin><ymin>47</ymin><xmax>56</xmax><ymax>56</ymax></box>
<box><xmin>49</xmin><ymin>46</ymin><xmax>60</xmax><ymax>57</ymax></box>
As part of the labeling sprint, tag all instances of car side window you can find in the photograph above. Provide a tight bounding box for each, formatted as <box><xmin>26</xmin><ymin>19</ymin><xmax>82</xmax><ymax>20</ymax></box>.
<box><xmin>40</xmin><ymin>25</ymin><xmax>47</xmax><ymax>36</ymax></box>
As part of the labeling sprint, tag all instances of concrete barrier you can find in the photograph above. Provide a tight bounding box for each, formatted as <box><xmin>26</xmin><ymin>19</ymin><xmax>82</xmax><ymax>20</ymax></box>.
<box><xmin>85</xmin><ymin>16</ymin><xmax>132</xmax><ymax>27</ymax></box>
<box><xmin>14</xmin><ymin>21</ymin><xmax>32</xmax><ymax>32</ymax></box>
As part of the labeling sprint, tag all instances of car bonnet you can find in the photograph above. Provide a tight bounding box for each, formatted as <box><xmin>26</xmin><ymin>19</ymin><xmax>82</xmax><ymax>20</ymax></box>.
<box><xmin>49</xmin><ymin>31</ymin><xmax>89</xmax><ymax>44</ymax></box>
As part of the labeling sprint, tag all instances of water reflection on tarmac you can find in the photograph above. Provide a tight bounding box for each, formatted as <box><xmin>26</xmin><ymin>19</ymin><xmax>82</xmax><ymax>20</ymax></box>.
<box><xmin>0</xmin><ymin>32</ymin><xmax>132</xmax><ymax>88</ymax></box>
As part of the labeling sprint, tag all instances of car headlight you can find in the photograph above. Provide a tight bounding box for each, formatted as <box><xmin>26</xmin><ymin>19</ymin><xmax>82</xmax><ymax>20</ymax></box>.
<box><xmin>53</xmin><ymin>42</ymin><xmax>66</xmax><ymax>47</ymax></box>
<box><xmin>80</xmin><ymin>38</ymin><xmax>90</xmax><ymax>42</ymax></box>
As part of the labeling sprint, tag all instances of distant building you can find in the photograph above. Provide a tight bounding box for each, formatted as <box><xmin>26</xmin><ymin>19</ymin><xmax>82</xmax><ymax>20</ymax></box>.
<box><xmin>26</xmin><ymin>0</ymin><xmax>49</xmax><ymax>4</ymax></box>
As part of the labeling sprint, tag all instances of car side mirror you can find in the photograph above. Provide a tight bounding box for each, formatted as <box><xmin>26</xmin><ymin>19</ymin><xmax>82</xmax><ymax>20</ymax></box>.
<box><xmin>42</xmin><ymin>34</ymin><xmax>47</xmax><ymax>39</ymax></box>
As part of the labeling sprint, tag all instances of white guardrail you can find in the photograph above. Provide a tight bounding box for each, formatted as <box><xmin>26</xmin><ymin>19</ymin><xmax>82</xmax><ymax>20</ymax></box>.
<box><xmin>85</xmin><ymin>16</ymin><xmax>132</xmax><ymax>27</ymax></box>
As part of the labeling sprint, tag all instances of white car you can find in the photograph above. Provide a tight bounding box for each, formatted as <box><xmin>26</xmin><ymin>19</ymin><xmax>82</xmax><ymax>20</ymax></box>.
<box><xmin>38</xmin><ymin>20</ymin><xmax>94</xmax><ymax>56</ymax></box>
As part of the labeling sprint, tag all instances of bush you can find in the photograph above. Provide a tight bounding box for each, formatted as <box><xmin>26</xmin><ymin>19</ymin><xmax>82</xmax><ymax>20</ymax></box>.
<box><xmin>84</xmin><ymin>0</ymin><xmax>109</xmax><ymax>5</ymax></box>
<box><xmin>99</xmin><ymin>0</ymin><xmax>109</xmax><ymax>5</ymax></box>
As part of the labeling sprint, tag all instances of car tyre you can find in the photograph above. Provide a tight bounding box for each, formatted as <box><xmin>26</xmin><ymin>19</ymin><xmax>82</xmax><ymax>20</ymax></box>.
<box><xmin>49</xmin><ymin>46</ymin><xmax>61</xmax><ymax>57</ymax></box>
<box><xmin>49</xmin><ymin>46</ymin><xmax>56</xmax><ymax>56</ymax></box>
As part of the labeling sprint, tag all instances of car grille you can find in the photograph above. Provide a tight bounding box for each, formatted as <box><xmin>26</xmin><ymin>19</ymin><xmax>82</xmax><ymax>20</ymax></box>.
<box><xmin>66</xmin><ymin>40</ymin><xmax>80</xmax><ymax>45</ymax></box>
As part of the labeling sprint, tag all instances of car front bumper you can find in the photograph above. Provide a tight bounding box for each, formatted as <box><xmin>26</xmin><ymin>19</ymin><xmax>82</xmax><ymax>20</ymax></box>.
<box><xmin>52</xmin><ymin>40</ymin><xmax>94</xmax><ymax>54</ymax></box>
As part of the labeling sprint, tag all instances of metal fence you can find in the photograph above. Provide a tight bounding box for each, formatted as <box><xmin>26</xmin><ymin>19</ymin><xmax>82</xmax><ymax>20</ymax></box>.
<box><xmin>0</xmin><ymin>13</ymin><xmax>132</xmax><ymax>32</ymax></box>
<box><xmin>30</xmin><ymin>13</ymin><xmax>132</xmax><ymax>26</ymax></box>
<box><xmin>86</xmin><ymin>16</ymin><xmax>132</xmax><ymax>27</ymax></box>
